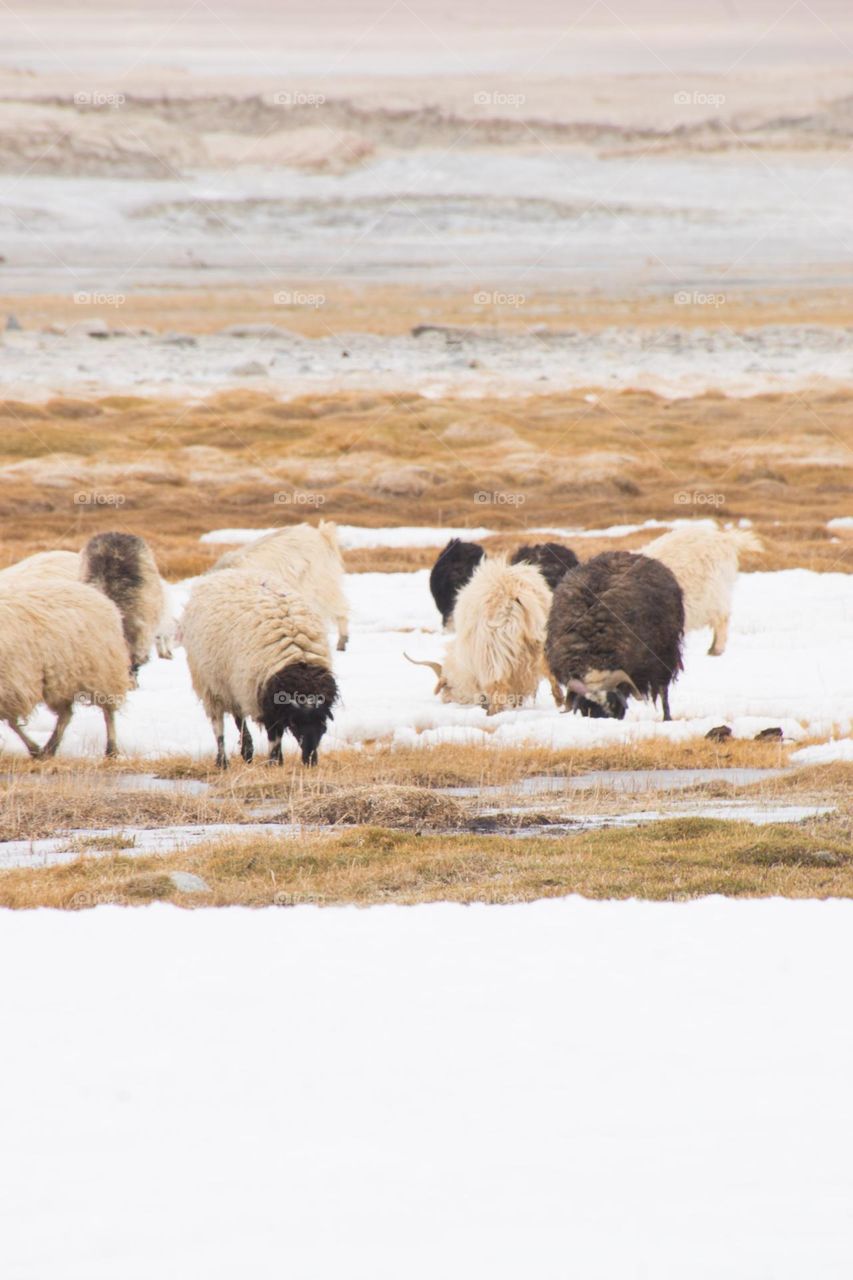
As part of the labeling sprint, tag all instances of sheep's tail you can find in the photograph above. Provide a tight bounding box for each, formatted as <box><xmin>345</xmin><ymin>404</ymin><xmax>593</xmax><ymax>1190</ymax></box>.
<box><xmin>722</xmin><ymin>529</ymin><xmax>764</xmax><ymax>560</ymax></box>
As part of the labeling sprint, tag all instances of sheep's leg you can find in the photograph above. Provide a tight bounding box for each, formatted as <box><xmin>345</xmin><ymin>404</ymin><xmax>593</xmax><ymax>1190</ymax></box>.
<box><xmin>212</xmin><ymin>710</ymin><xmax>227</xmax><ymax>769</ymax></box>
<box><xmin>708</xmin><ymin>614</ymin><xmax>729</xmax><ymax>656</ymax></box>
<box><xmin>543</xmin><ymin>660</ymin><xmax>564</xmax><ymax>709</ymax></box>
<box><xmin>102</xmin><ymin>705</ymin><xmax>119</xmax><ymax>758</ymax></box>
<box><xmin>661</xmin><ymin>688</ymin><xmax>672</xmax><ymax>722</ymax></box>
<box><xmin>268</xmin><ymin>735</ymin><xmax>283</xmax><ymax>766</ymax></box>
<box><xmin>336</xmin><ymin>619</ymin><xmax>349</xmax><ymax>652</ymax></box>
<box><xmin>6</xmin><ymin>719</ymin><xmax>42</xmax><ymax>759</ymax></box>
<box><xmin>234</xmin><ymin>715</ymin><xmax>254</xmax><ymax>763</ymax></box>
<box><xmin>41</xmin><ymin>704</ymin><xmax>73</xmax><ymax>758</ymax></box>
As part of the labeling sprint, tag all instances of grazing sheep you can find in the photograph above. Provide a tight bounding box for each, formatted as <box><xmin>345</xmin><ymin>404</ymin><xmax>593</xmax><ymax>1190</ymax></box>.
<box><xmin>545</xmin><ymin>551</ymin><xmax>684</xmax><ymax>720</ymax></box>
<box><xmin>643</xmin><ymin>524</ymin><xmax>762</xmax><ymax>655</ymax></box>
<box><xmin>511</xmin><ymin>542</ymin><xmax>579</xmax><ymax>591</ymax></box>
<box><xmin>0</xmin><ymin>580</ymin><xmax>131</xmax><ymax>757</ymax></box>
<box><xmin>428</xmin><ymin>537</ymin><xmax>485</xmax><ymax>628</ymax></box>
<box><xmin>80</xmin><ymin>533</ymin><xmax>165</xmax><ymax>682</ymax></box>
<box><xmin>0</xmin><ymin>549</ymin><xmax>80</xmax><ymax>583</ymax></box>
<box><xmin>407</xmin><ymin>557</ymin><xmax>552</xmax><ymax>714</ymax></box>
<box><xmin>211</xmin><ymin>521</ymin><xmax>350</xmax><ymax>651</ymax></box>
<box><xmin>181</xmin><ymin>568</ymin><xmax>338</xmax><ymax>768</ymax></box>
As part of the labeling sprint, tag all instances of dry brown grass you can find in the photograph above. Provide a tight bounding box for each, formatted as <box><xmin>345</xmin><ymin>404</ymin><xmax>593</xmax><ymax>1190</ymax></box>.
<box><xmin>0</xmin><ymin>387</ymin><xmax>849</xmax><ymax>580</ymax></box>
<box><xmin>2</xmin><ymin>809</ymin><xmax>852</xmax><ymax>909</ymax></box>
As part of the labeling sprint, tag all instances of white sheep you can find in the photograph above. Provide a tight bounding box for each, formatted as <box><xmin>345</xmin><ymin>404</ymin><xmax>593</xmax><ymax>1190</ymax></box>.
<box><xmin>181</xmin><ymin>568</ymin><xmax>339</xmax><ymax>767</ymax></box>
<box><xmin>0</xmin><ymin>580</ymin><xmax>131</xmax><ymax>757</ymax></box>
<box><xmin>643</xmin><ymin>524</ymin><xmax>763</xmax><ymax>655</ymax></box>
<box><xmin>211</xmin><ymin>521</ymin><xmax>350</xmax><ymax>650</ymax></box>
<box><xmin>0</xmin><ymin>549</ymin><xmax>80</xmax><ymax>583</ymax></box>
<box><xmin>80</xmin><ymin>533</ymin><xmax>165</xmax><ymax>680</ymax></box>
<box><xmin>406</xmin><ymin>557</ymin><xmax>554</xmax><ymax>714</ymax></box>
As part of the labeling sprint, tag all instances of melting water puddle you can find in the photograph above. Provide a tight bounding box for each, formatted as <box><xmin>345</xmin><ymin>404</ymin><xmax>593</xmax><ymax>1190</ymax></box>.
<box><xmin>0</xmin><ymin>822</ymin><xmax>302</xmax><ymax>871</ymax></box>
<box><xmin>469</xmin><ymin>803</ymin><xmax>834</xmax><ymax>838</ymax></box>
<box><xmin>0</xmin><ymin>771</ymin><xmax>211</xmax><ymax>796</ymax></box>
<box><xmin>443</xmin><ymin>767</ymin><xmax>790</xmax><ymax>799</ymax></box>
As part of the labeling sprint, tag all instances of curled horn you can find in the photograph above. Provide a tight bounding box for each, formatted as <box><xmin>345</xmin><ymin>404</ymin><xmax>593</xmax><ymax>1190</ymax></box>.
<box><xmin>589</xmin><ymin>668</ymin><xmax>641</xmax><ymax>699</ymax></box>
<box><xmin>403</xmin><ymin>652</ymin><xmax>443</xmax><ymax>678</ymax></box>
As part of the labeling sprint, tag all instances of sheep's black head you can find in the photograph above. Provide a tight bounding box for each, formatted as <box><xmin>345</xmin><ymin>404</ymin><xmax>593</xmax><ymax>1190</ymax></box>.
<box><xmin>260</xmin><ymin>663</ymin><xmax>338</xmax><ymax>766</ymax></box>
<box><xmin>567</xmin><ymin>669</ymin><xmax>639</xmax><ymax>719</ymax></box>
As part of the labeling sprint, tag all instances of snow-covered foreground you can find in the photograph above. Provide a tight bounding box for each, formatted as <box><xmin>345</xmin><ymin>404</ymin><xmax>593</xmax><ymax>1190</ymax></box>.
<box><xmin>2</xmin><ymin>897</ymin><xmax>853</xmax><ymax>1279</ymax></box>
<box><xmin>1</xmin><ymin>565</ymin><xmax>851</xmax><ymax>759</ymax></box>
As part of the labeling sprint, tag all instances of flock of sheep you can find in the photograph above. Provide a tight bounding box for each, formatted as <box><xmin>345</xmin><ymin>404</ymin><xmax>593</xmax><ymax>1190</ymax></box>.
<box><xmin>0</xmin><ymin>519</ymin><xmax>760</xmax><ymax>766</ymax></box>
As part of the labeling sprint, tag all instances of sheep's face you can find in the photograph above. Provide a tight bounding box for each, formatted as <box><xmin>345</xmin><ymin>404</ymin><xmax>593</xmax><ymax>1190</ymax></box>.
<box><xmin>259</xmin><ymin>664</ymin><xmax>338</xmax><ymax>767</ymax></box>
<box><xmin>567</xmin><ymin>669</ymin><xmax>638</xmax><ymax>719</ymax></box>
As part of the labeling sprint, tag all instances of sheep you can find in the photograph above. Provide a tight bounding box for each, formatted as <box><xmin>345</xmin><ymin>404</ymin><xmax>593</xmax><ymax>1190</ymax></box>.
<box><xmin>0</xmin><ymin>549</ymin><xmax>80</xmax><ymax>583</ymax></box>
<box><xmin>0</xmin><ymin>580</ymin><xmax>131</xmax><ymax>757</ymax></box>
<box><xmin>407</xmin><ymin>557</ymin><xmax>553</xmax><ymax>714</ymax></box>
<box><xmin>211</xmin><ymin>521</ymin><xmax>350</xmax><ymax>651</ymax></box>
<box><xmin>545</xmin><ymin>551</ymin><xmax>684</xmax><ymax>720</ymax></box>
<box><xmin>511</xmin><ymin>542</ymin><xmax>579</xmax><ymax>591</ymax></box>
<box><xmin>642</xmin><ymin>524</ymin><xmax>763</xmax><ymax>655</ymax></box>
<box><xmin>80</xmin><ymin>533</ymin><xmax>165</xmax><ymax>682</ymax></box>
<box><xmin>428</xmin><ymin>537</ymin><xmax>485</xmax><ymax>628</ymax></box>
<box><xmin>181</xmin><ymin>568</ymin><xmax>338</xmax><ymax>768</ymax></box>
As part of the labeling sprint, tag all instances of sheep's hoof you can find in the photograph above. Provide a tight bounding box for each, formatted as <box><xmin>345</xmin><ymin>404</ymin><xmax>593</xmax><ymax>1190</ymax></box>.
<box><xmin>104</xmin><ymin>745</ymin><xmax>118</xmax><ymax>759</ymax></box>
<box><xmin>337</xmin><ymin>637</ymin><xmax>348</xmax><ymax>652</ymax></box>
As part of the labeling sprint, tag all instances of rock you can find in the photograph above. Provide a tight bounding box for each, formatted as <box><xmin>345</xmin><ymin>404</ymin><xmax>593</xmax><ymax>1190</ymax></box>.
<box><xmin>754</xmin><ymin>727</ymin><xmax>784</xmax><ymax>741</ymax></box>
<box><xmin>706</xmin><ymin>725</ymin><xmax>732</xmax><ymax>742</ymax></box>
<box><xmin>811</xmin><ymin>851</ymin><xmax>843</xmax><ymax>866</ymax></box>
<box><xmin>6</xmin><ymin>313</ymin><xmax>21</xmax><ymax>330</ymax></box>
<box><xmin>231</xmin><ymin>360</ymin><xmax>267</xmax><ymax>377</ymax></box>
<box><xmin>86</xmin><ymin>318</ymin><xmax>110</xmax><ymax>339</ymax></box>
<box><xmin>168</xmin><ymin>871</ymin><xmax>212</xmax><ymax>894</ymax></box>
<box><xmin>160</xmin><ymin>333</ymin><xmax>197</xmax><ymax>347</ymax></box>
<box><xmin>222</xmin><ymin>323</ymin><xmax>291</xmax><ymax>339</ymax></box>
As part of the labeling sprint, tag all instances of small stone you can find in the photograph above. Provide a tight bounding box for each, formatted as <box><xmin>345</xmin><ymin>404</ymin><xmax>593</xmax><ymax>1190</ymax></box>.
<box><xmin>231</xmin><ymin>360</ymin><xmax>267</xmax><ymax>377</ymax></box>
<box><xmin>6</xmin><ymin>313</ymin><xmax>21</xmax><ymax>330</ymax></box>
<box><xmin>160</xmin><ymin>333</ymin><xmax>197</xmax><ymax>347</ymax></box>
<box><xmin>706</xmin><ymin>725</ymin><xmax>732</xmax><ymax>742</ymax></box>
<box><xmin>168</xmin><ymin>871</ymin><xmax>212</xmax><ymax>894</ymax></box>
<box><xmin>754</xmin><ymin>727</ymin><xmax>783</xmax><ymax>741</ymax></box>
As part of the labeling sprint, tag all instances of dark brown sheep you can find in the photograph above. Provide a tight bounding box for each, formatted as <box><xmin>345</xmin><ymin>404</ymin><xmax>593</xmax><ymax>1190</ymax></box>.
<box><xmin>511</xmin><ymin>542</ymin><xmax>579</xmax><ymax>591</ymax></box>
<box><xmin>545</xmin><ymin>551</ymin><xmax>684</xmax><ymax>720</ymax></box>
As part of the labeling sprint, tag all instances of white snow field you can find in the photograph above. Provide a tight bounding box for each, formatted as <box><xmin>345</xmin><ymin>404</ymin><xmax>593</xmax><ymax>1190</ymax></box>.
<box><xmin>1</xmin><ymin>896</ymin><xmax>853</xmax><ymax>1279</ymax></box>
<box><xmin>1</xmin><ymin>561</ymin><xmax>851</xmax><ymax>760</ymax></box>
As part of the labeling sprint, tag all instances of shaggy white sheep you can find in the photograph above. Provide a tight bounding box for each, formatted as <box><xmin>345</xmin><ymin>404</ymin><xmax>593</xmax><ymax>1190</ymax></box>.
<box><xmin>181</xmin><ymin>568</ymin><xmax>339</xmax><ymax>767</ymax></box>
<box><xmin>0</xmin><ymin>580</ymin><xmax>131</xmax><ymax>757</ymax></box>
<box><xmin>211</xmin><ymin>521</ymin><xmax>350</xmax><ymax>651</ymax></box>
<box><xmin>643</xmin><ymin>524</ymin><xmax>763</xmax><ymax>655</ymax></box>
<box><xmin>80</xmin><ymin>533</ymin><xmax>165</xmax><ymax>679</ymax></box>
<box><xmin>407</xmin><ymin>557</ymin><xmax>554</xmax><ymax>714</ymax></box>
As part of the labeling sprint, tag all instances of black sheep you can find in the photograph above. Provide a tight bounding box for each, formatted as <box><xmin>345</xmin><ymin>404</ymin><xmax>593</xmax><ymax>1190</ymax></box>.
<box><xmin>511</xmin><ymin>542</ymin><xmax>579</xmax><ymax>591</ymax></box>
<box><xmin>545</xmin><ymin>551</ymin><xmax>684</xmax><ymax>720</ymax></box>
<box><xmin>429</xmin><ymin>538</ymin><xmax>485</xmax><ymax>627</ymax></box>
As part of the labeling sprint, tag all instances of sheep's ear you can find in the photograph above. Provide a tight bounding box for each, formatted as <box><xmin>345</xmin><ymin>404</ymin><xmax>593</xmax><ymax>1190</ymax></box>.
<box><xmin>567</xmin><ymin>678</ymin><xmax>588</xmax><ymax>696</ymax></box>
